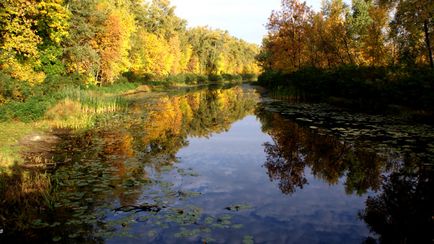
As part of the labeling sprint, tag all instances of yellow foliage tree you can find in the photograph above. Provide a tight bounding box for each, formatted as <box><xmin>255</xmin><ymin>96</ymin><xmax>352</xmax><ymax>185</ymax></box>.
<box><xmin>96</xmin><ymin>3</ymin><xmax>135</xmax><ymax>84</ymax></box>
<box><xmin>0</xmin><ymin>0</ymin><xmax>69</xmax><ymax>84</ymax></box>
<box><xmin>143</xmin><ymin>32</ymin><xmax>172</xmax><ymax>76</ymax></box>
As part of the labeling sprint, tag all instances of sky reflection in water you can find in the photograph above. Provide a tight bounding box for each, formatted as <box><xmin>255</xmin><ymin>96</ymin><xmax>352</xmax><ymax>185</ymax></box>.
<box><xmin>172</xmin><ymin>115</ymin><xmax>370</xmax><ymax>243</ymax></box>
<box><xmin>2</xmin><ymin>85</ymin><xmax>433</xmax><ymax>243</ymax></box>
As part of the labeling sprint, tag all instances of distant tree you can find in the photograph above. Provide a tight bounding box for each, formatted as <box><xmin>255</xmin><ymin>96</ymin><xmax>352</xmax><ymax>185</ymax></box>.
<box><xmin>0</xmin><ymin>0</ymin><xmax>260</xmax><ymax>85</ymax></box>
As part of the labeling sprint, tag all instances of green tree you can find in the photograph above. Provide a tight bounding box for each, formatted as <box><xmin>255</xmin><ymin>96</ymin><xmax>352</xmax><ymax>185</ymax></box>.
<box><xmin>63</xmin><ymin>0</ymin><xmax>103</xmax><ymax>84</ymax></box>
<box><xmin>386</xmin><ymin>0</ymin><xmax>433</xmax><ymax>67</ymax></box>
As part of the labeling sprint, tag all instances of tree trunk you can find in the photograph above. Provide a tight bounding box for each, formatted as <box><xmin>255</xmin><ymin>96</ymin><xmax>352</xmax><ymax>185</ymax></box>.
<box><xmin>343</xmin><ymin>36</ymin><xmax>354</xmax><ymax>65</ymax></box>
<box><xmin>424</xmin><ymin>19</ymin><xmax>433</xmax><ymax>69</ymax></box>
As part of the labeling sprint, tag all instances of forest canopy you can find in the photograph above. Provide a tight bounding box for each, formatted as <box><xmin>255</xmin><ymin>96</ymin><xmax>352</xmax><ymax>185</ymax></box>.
<box><xmin>257</xmin><ymin>0</ymin><xmax>434</xmax><ymax>111</ymax></box>
<box><xmin>0</xmin><ymin>0</ymin><xmax>261</xmax><ymax>87</ymax></box>
<box><xmin>258</xmin><ymin>0</ymin><xmax>433</xmax><ymax>72</ymax></box>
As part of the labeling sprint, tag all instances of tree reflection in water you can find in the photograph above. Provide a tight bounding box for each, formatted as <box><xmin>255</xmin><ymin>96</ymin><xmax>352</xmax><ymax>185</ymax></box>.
<box><xmin>361</xmin><ymin>160</ymin><xmax>434</xmax><ymax>243</ymax></box>
<box><xmin>263</xmin><ymin>140</ymin><xmax>307</xmax><ymax>195</ymax></box>
<box><xmin>0</xmin><ymin>86</ymin><xmax>259</xmax><ymax>242</ymax></box>
<box><xmin>257</xmin><ymin>107</ymin><xmax>434</xmax><ymax>243</ymax></box>
<box><xmin>1</xmin><ymin>86</ymin><xmax>433</xmax><ymax>243</ymax></box>
<box><xmin>258</xmin><ymin>109</ymin><xmax>384</xmax><ymax>195</ymax></box>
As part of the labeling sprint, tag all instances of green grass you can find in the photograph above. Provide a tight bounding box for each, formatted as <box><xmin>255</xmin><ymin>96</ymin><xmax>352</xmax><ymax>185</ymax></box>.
<box><xmin>44</xmin><ymin>95</ymin><xmax>127</xmax><ymax>129</ymax></box>
<box><xmin>0</xmin><ymin>80</ymin><xmax>141</xmax><ymax>123</ymax></box>
<box><xmin>0</xmin><ymin>122</ymin><xmax>41</xmax><ymax>169</ymax></box>
<box><xmin>0</xmin><ymin>81</ymin><xmax>143</xmax><ymax>170</ymax></box>
<box><xmin>87</xmin><ymin>81</ymin><xmax>140</xmax><ymax>94</ymax></box>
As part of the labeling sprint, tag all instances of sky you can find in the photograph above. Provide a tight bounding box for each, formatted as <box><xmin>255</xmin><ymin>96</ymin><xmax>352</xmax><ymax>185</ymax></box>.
<box><xmin>171</xmin><ymin>0</ymin><xmax>323</xmax><ymax>45</ymax></box>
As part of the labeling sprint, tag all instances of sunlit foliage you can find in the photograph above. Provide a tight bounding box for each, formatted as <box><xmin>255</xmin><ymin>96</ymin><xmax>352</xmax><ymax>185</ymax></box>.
<box><xmin>0</xmin><ymin>0</ymin><xmax>69</xmax><ymax>84</ymax></box>
<box><xmin>259</xmin><ymin>0</ymin><xmax>433</xmax><ymax>70</ymax></box>
<box><xmin>0</xmin><ymin>0</ymin><xmax>259</xmax><ymax>87</ymax></box>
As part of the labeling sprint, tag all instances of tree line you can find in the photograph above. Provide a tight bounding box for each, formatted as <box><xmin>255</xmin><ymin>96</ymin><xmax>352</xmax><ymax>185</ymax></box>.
<box><xmin>259</xmin><ymin>0</ymin><xmax>433</xmax><ymax>71</ymax></box>
<box><xmin>0</xmin><ymin>0</ymin><xmax>260</xmax><ymax>89</ymax></box>
<box><xmin>258</xmin><ymin>0</ymin><xmax>434</xmax><ymax>112</ymax></box>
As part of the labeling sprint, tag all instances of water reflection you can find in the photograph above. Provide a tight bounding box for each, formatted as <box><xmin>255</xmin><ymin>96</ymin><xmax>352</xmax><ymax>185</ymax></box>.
<box><xmin>257</xmin><ymin>108</ymin><xmax>384</xmax><ymax>195</ymax></box>
<box><xmin>257</xmin><ymin>106</ymin><xmax>434</xmax><ymax>243</ymax></box>
<box><xmin>0</xmin><ymin>86</ymin><xmax>258</xmax><ymax>242</ymax></box>
<box><xmin>361</xmin><ymin>160</ymin><xmax>434</xmax><ymax>243</ymax></box>
<box><xmin>1</xmin><ymin>85</ymin><xmax>433</xmax><ymax>243</ymax></box>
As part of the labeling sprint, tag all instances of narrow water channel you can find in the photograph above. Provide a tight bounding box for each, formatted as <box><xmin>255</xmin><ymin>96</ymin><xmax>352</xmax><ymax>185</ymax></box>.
<box><xmin>1</xmin><ymin>85</ymin><xmax>433</xmax><ymax>243</ymax></box>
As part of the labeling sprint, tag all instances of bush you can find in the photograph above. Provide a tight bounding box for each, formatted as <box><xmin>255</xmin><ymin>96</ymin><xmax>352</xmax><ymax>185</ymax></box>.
<box><xmin>221</xmin><ymin>73</ymin><xmax>242</xmax><ymax>82</ymax></box>
<box><xmin>164</xmin><ymin>74</ymin><xmax>191</xmax><ymax>84</ymax></box>
<box><xmin>241</xmin><ymin>73</ymin><xmax>257</xmax><ymax>81</ymax></box>
<box><xmin>258</xmin><ymin>66</ymin><xmax>434</xmax><ymax>110</ymax></box>
<box><xmin>208</xmin><ymin>74</ymin><xmax>223</xmax><ymax>82</ymax></box>
<box><xmin>0</xmin><ymin>96</ymin><xmax>56</xmax><ymax>122</ymax></box>
<box><xmin>0</xmin><ymin>72</ymin><xmax>34</xmax><ymax>103</ymax></box>
<box><xmin>197</xmin><ymin>75</ymin><xmax>208</xmax><ymax>83</ymax></box>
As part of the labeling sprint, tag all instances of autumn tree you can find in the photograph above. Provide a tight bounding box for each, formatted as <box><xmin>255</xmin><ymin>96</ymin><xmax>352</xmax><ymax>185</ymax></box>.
<box><xmin>388</xmin><ymin>0</ymin><xmax>433</xmax><ymax>67</ymax></box>
<box><xmin>261</xmin><ymin>0</ymin><xmax>312</xmax><ymax>72</ymax></box>
<box><xmin>95</xmin><ymin>1</ymin><xmax>135</xmax><ymax>84</ymax></box>
<box><xmin>259</xmin><ymin>0</ymin><xmax>432</xmax><ymax>70</ymax></box>
<box><xmin>0</xmin><ymin>0</ymin><xmax>69</xmax><ymax>84</ymax></box>
<box><xmin>187</xmin><ymin>27</ymin><xmax>260</xmax><ymax>75</ymax></box>
<box><xmin>1</xmin><ymin>0</ymin><xmax>260</xmax><ymax>87</ymax></box>
<box><xmin>364</xmin><ymin>4</ymin><xmax>390</xmax><ymax>65</ymax></box>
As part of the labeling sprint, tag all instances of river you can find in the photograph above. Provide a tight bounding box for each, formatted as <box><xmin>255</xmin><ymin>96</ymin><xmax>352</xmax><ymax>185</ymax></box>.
<box><xmin>1</xmin><ymin>84</ymin><xmax>433</xmax><ymax>243</ymax></box>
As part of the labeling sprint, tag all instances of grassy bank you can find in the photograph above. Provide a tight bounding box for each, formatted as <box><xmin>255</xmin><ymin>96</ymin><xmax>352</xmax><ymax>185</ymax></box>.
<box><xmin>124</xmin><ymin>72</ymin><xmax>257</xmax><ymax>87</ymax></box>
<box><xmin>0</xmin><ymin>79</ymin><xmax>142</xmax><ymax>169</ymax></box>
<box><xmin>0</xmin><ymin>122</ymin><xmax>40</xmax><ymax>170</ymax></box>
<box><xmin>0</xmin><ymin>72</ymin><xmax>256</xmax><ymax>169</ymax></box>
<box><xmin>258</xmin><ymin>66</ymin><xmax>434</xmax><ymax>113</ymax></box>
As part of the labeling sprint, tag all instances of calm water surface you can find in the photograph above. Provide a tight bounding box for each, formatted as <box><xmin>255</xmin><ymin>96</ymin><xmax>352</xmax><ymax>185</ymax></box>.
<box><xmin>1</xmin><ymin>85</ymin><xmax>433</xmax><ymax>243</ymax></box>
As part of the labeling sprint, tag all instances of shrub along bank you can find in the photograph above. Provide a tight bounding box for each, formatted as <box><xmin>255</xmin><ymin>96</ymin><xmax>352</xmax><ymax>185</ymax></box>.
<box><xmin>258</xmin><ymin>66</ymin><xmax>434</xmax><ymax>113</ymax></box>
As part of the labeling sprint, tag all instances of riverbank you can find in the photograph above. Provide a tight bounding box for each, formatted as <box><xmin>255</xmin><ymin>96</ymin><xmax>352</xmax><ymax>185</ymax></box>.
<box><xmin>0</xmin><ymin>85</ymin><xmax>261</xmax><ymax>243</ymax></box>
<box><xmin>0</xmin><ymin>77</ymin><xmax>254</xmax><ymax>171</ymax></box>
<box><xmin>258</xmin><ymin>66</ymin><xmax>434</xmax><ymax>121</ymax></box>
<box><xmin>0</xmin><ymin>84</ymin><xmax>135</xmax><ymax>170</ymax></box>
